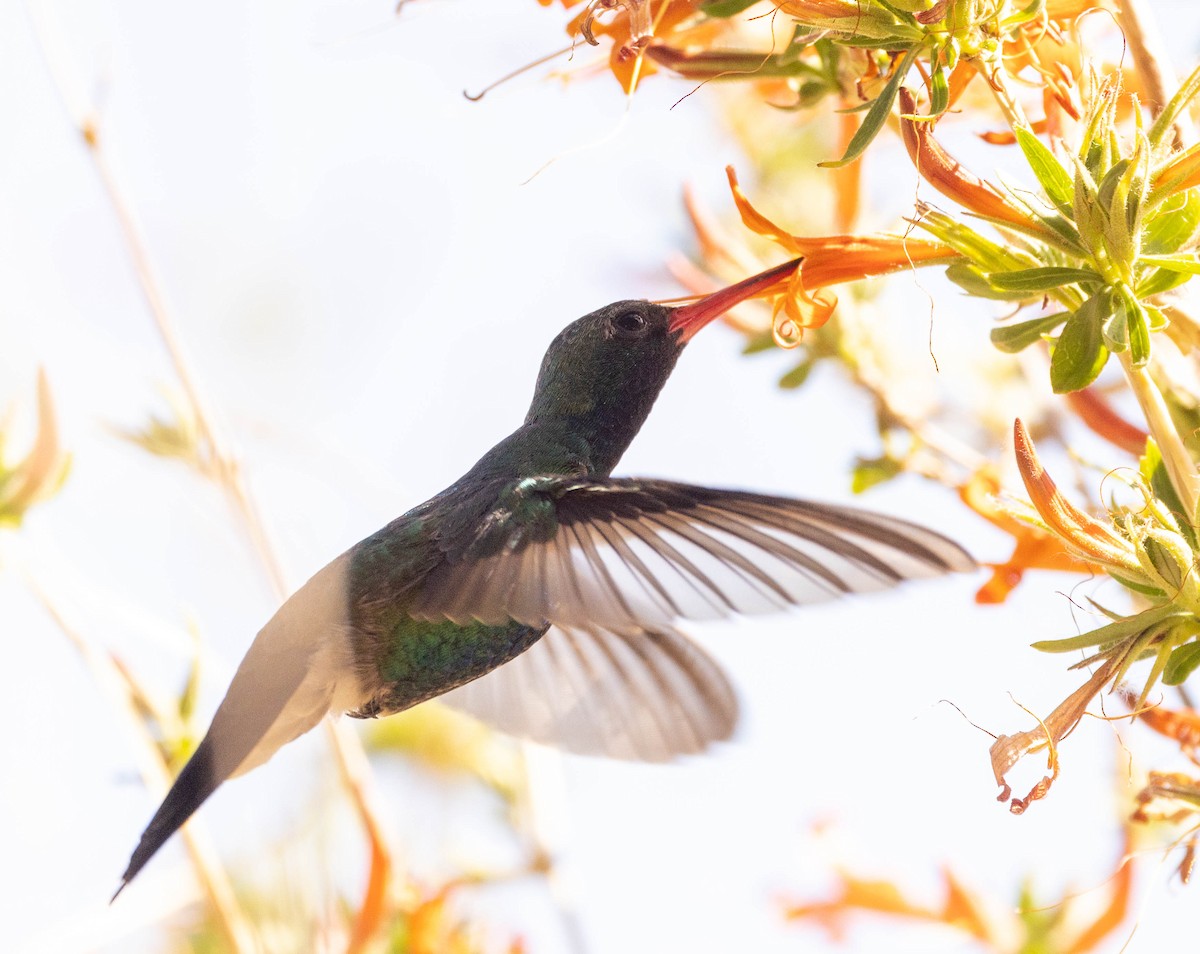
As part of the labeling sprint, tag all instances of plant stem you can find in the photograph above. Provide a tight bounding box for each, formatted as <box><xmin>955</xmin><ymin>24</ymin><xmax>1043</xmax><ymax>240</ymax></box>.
<box><xmin>77</xmin><ymin>116</ymin><xmax>401</xmax><ymax>942</ymax></box>
<box><xmin>33</xmin><ymin>586</ymin><xmax>256</xmax><ymax>954</ymax></box>
<box><xmin>1120</xmin><ymin>352</ymin><xmax>1200</xmax><ymax>521</ymax></box>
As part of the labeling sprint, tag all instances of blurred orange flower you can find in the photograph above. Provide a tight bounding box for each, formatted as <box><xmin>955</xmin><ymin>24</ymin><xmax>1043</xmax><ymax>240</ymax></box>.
<box><xmin>959</xmin><ymin>465</ymin><xmax>1105</xmax><ymax>604</ymax></box>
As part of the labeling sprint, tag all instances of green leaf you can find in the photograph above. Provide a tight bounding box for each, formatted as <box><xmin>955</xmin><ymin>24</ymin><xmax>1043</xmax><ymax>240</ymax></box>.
<box><xmin>1071</xmin><ymin>154</ymin><xmax>1106</xmax><ymax>249</ymax></box>
<box><xmin>778</xmin><ymin>359</ymin><xmax>815</xmax><ymax>389</ymax></box>
<box><xmin>1140</xmin><ymin>252</ymin><xmax>1200</xmax><ymax>275</ymax></box>
<box><xmin>1137</xmin><ymin>266</ymin><xmax>1191</xmax><ymax>297</ymax></box>
<box><xmin>1096</xmin><ymin>157</ymin><xmax>1131</xmax><ymax>211</ymax></box>
<box><xmin>1144</xmin><ymin>189</ymin><xmax>1200</xmax><ymax>253</ymax></box>
<box><xmin>944</xmin><ymin>262</ymin><xmax>1026</xmax><ymax>300</ymax></box>
<box><xmin>701</xmin><ymin>0</ymin><xmax>762</xmax><ymax>16</ymax></box>
<box><xmin>1110</xmin><ymin>285</ymin><xmax>1152</xmax><ymax>365</ymax></box>
<box><xmin>1109</xmin><ymin>572</ymin><xmax>1166</xmax><ymax>598</ymax></box>
<box><xmin>851</xmin><ymin>454</ymin><xmax>902</xmax><ymax>493</ymax></box>
<box><xmin>1129</xmin><ymin>302</ymin><xmax>1152</xmax><ymax>365</ymax></box>
<box><xmin>819</xmin><ymin>47</ymin><xmax>914</xmax><ymax>169</ymax></box>
<box><xmin>1032</xmin><ymin>604</ymin><xmax>1184</xmax><ymax>653</ymax></box>
<box><xmin>1149</xmin><ymin>61</ymin><xmax>1200</xmax><ymax>153</ymax></box>
<box><xmin>989</xmin><ymin>312</ymin><xmax>1068</xmax><ymax>353</ymax></box>
<box><xmin>1101</xmin><ymin>306</ymin><xmax>1128</xmax><ymax>353</ymax></box>
<box><xmin>929</xmin><ymin>63</ymin><xmax>949</xmax><ymax>117</ymax></box>
<box><xmin>1141</xmin><ymin>439</ymin><xmax>1197</xmax><ymax>548</ymax></box>
<box><xmin>987</xmin><ymin>266</ymin><xmax>1103</xmax><ymax>293</ymax></box>
<box><xmin>741</xmin><ymin>330</ymin><xmax>776</xmax><ymax>354</ymax></box>
<box><xmin>1164</xmin><ymin>639</ymin><xmax>1200</xmax><ymax>685</ymax></box>
<box><xmin>1050</xmin><ymin>297</ymin><xmax>1110</xmax><ymax>393</ymax></box>
<box><xmin>1014</xmin><ymin>125</ymin><xmax>1074</xmax><ymax>214</ymax></box>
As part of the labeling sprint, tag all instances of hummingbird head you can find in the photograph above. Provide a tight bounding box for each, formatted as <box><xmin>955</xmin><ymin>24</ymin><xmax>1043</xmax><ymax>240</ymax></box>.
<box><xmin>523</xmin><ymin>258</ymin><xmax>801</xmax><ymax>476</ymax></box>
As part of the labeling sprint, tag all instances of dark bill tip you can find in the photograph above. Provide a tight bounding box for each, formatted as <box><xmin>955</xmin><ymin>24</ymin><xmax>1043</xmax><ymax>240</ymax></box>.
<box><xmin>668</xmin><ymin>257</ymin><xmax>803</xmax><ymax>343</ymax></box>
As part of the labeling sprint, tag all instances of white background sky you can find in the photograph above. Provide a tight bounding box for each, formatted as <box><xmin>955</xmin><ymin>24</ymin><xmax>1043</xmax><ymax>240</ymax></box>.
<box><xmin>4</xmin><ymin>0</ymin><xmax>1200</xmax><ymax>951</ymax></box>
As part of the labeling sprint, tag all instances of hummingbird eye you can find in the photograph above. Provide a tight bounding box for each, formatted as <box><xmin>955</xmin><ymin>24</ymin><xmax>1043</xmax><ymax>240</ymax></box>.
<box><xmin>609</xmin><ymin>309</ymin><xmax>649</xmax><ymax>339</ymax></box>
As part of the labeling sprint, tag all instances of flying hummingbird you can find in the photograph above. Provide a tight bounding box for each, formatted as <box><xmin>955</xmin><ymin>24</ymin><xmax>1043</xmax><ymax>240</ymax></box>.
<box><xmin>117</xmin><ymin>257</ymin><xmax>974</xmax><ymax>894</ymax></box>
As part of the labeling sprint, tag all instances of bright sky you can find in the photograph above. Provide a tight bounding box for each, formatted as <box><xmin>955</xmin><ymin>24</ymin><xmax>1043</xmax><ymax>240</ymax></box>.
<box><xmin>4</xmin><ymin>1</ymin><xmax>1199</xmax><ymax>952</ymax></box>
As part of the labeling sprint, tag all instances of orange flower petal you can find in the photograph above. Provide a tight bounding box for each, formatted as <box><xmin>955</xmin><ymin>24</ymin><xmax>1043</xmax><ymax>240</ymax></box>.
<box><xmin>959</xmin><ymin>466</ymin><xmax>1107</xmax><ymax>603</ymax></box>
<box><xmin>726</xmin><ymin>166</ymin><xmax>959</xmax><ymax>293</ymax></box>
<box><xmin>1064</xmin><ymin>387</ymin><xmax>1149</xmax><ymax>455</ymax></box>
<box><xmin>726</xmin><ymin>166</ymin><xmax>804</xmax><ymax>254</ymax></box>
<box><xmin>1013</xmin><ymin>419</ymin><xmax>1139</xmax><ymax>571</ymax></box>
<box><xmin>898</xmin><ymin>88</ymin><xmax>1038</xmax><ymax>228</ymax></box>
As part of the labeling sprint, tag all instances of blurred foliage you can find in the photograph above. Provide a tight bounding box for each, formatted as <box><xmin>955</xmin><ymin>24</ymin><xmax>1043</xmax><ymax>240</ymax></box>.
<box><xmin>0</xmin><ymin>370</ymin><xmax>69</xmax><ymax>527</ymax></box>
<box><xmin>364</xmin><ymin>703</ymin><xmax>524</xmax><ymax>804</ymax></box>
<box><xmin>785</xmin><ymin>829</ymin><xmax>1134</xmax><ymax>954</ymax></box>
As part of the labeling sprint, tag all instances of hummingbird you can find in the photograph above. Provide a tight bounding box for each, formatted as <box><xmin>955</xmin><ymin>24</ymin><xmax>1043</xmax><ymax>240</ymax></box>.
<box><xmin>117</xmin><ymin>257</ymin><xmax>974</xmax><ymax>894</ymax></box>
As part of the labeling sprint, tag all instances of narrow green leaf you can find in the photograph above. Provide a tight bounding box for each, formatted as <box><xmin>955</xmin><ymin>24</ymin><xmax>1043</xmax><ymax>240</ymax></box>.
<box><xmin>944</xmin><ymin>262</ymin><xmax>1029</xmax><ymax>301</ymax></box>
<box><xmin>1140</xmin><ymin>252</ymin><xmax>1200</xmax><ymax>275</ymax></box>
<box><xmin>1050</xmin><ymin>299</ymin><xmax>1109</xmax><ymax>393</ymax></box>
<box><xmin>1110</xmin><ymin>285</ymin><xmax>1153</xmax><ymax>365</ymax></box>
<box><xmin>1109</xmin><ymin>572</ymin><xmax>1166</xmax><ymax>598</ymax></box>
<box><xmin>1033</xmin><ymin>212</ymin><xmax>1086</xmax><ymax>254</ymax></box>
<box><xmin>1149</xmin><ymin>61</ymin><xmax>1200</xmax><ymax>153</ymax></box>
<box><xmin>1164</xmin><ymin>639</ymin><xmax>1200</xmax><ymax>685</ymax></box>
<box><xmin>1128</xmin><ymin>303</ymin><xmax>1152</xmax><ymax>365</ymax></box>
<box><xmin>1142</xmin><ymin>438</ymin><xmax>1196</xmax><ymax>548</ymax></box>
<box><xmin>929</xmin><ymin>63</ymin><xmax>949</xmax><ymax>117</ymax></box>
<box><xmin>1096</xmin><ymin>158</ymin><xmax>1131</xmax><ymax>210</ymax></box>
<box><xmin>1033</xmin><ymin>604</ymin><xmax>1184</xmax><ymax>653</ymax></box>
<box><xmin>988</xmin><ymin>266</ymin><xmax>1103</xmax><ymax>292</ymax></box>
<box><xmin>1014</xmin><ymin>125</ymin><xmax>1074</xmax><ymax>213</ymax></box>
<box><xmin>989</xmin><ymin>313</ymin><xmax>1068</xmax><ymax>353</ymax></box>
<box><xmin>819</xmin><ymin>47</ymin><xmax>914</xmax><ymax>169</ymax></box>
<box><xmin>1137</xmin><ymin>266</ymin><xmax>1191</xmax><ymax>297</ymax></box>
<box><xmin>1071</xmin><ymin>154</ymin><xmax>1106</xmax><ymax>249</ymax></box>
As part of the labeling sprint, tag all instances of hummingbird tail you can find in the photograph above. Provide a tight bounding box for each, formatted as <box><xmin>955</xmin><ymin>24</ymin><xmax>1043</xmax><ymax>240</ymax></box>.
<box><xmin>115</xmin><ymin>551</ymin><xmax>365</xmax><ymax>896</ymax></box>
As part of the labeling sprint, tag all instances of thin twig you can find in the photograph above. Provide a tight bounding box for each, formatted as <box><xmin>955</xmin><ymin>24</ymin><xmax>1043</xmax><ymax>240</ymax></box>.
<box><xmin>31</xmin><ymin>584</ymin><xmax>256</xmax><ymax>954</ymax></box>
<box><xmin>76</xmin><ymin>117</ymin><xmax>399</xmax><ymax>943</ymax></box>
<box><xmin>28</xmin><ymin>0</ymin><xmax>401</xmax><ymax>917</ymax></box>
<box><xmin>1120</xmin><ymin>352</ymin><xmax>1200</xmax><ymax>521</ymax></box>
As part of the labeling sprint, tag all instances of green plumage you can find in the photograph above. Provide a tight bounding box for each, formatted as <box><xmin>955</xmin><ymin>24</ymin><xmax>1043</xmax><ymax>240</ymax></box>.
<box><xmin>343</xmin><ymin>300</ymin><xmax>682</xmax><ymax>719</ymax></box>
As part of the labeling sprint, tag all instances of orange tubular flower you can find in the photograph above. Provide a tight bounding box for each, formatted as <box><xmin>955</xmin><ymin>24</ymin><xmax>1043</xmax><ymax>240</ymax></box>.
<box><xmin>959</xmin><ymin>466</ymin><xmax>1105</xmax><ymax>604</ymax></box>
<box><xmin>898</xmin><ymin>89</ymin><xmax>1040</xmax><ymax>229</ymax></box>
<box><xmin>1063</xmin><ymin>387</ymin><xmax>1150</xmax><ymax>455</ymax></box>
<box><xmin>785</xmin><ymin>869</ymin><xmax>995</xmax><ymax>945</ymax></box>
<box><xmin>725</xmin><ymin>166</ymin><xmax>960</xmax><ymax>341</ymax></box>
<box><xmin>1153</xmin><ymin>142</ymin><xmax>1200</xmax><ymax>198</ymax></box>
<box><xmin>1012</xmin><ymin>419</ymin><xmax>1140</xmax><ymax>573</ymax></box>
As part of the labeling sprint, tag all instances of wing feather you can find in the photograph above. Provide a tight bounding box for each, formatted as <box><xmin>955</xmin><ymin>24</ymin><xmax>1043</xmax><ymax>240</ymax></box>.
<box><xmin>413</xmin><ymin>478</ymin><xmax>973</xmax><ymax>633</ymax></box>
<box><xmin>440</xmin><ymin>623</ymin><xmax>737</xmax><ymax>761</ymax></box>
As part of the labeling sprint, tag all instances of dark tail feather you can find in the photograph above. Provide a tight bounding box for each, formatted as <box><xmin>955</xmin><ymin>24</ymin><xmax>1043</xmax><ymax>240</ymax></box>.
<box><xmin>112</xmin><ymin>734</ymin><xmax>221</xmax><ymax>900</ymax></box>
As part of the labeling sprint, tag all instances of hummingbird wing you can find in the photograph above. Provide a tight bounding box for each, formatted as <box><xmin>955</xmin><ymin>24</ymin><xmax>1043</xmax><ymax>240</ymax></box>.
<box><xmin>412</xmin><ymin>477</ymin><xmax>975</xmax><ymax>635</ymax></box>
<box><xmin>439</xmin><ymin>623</ymin><xmax>736</xmax><ymax>761</ymax></box>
